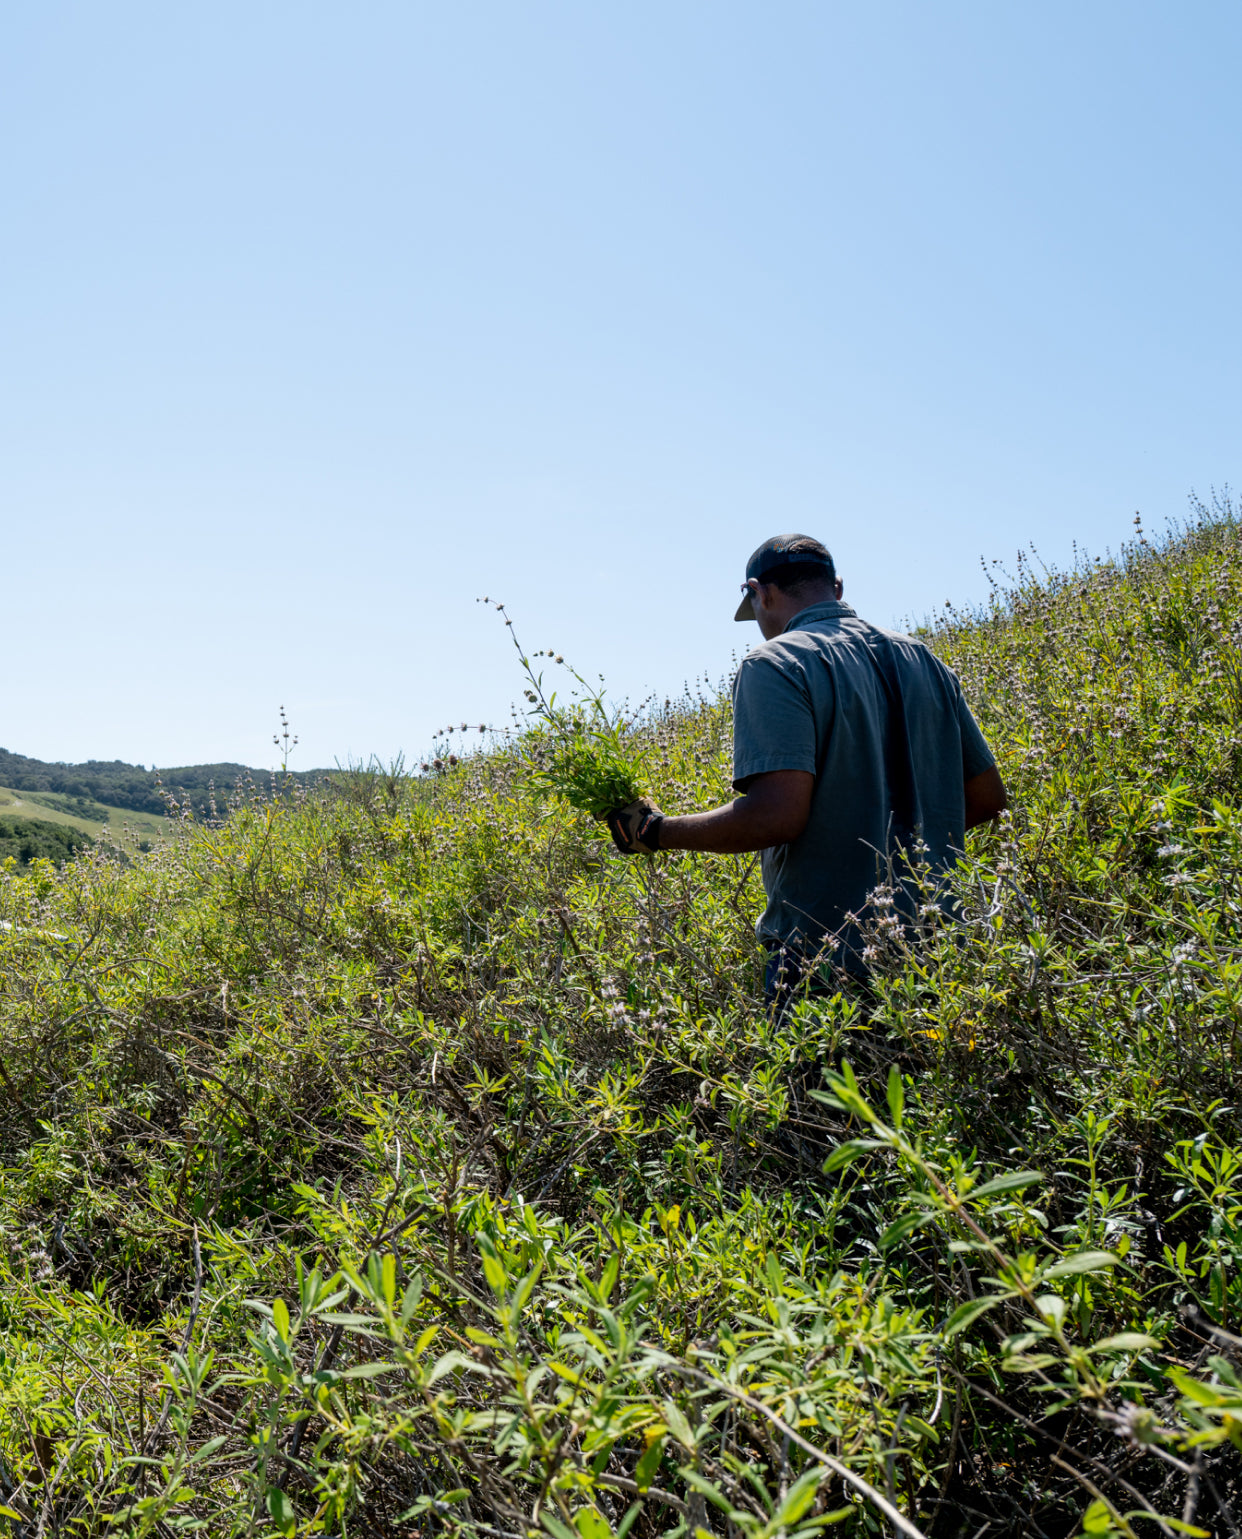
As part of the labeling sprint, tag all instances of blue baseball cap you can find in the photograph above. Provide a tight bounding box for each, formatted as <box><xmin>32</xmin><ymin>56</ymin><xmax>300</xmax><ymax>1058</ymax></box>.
<box><xmin>734</xmin><ymin>534</ymin><xmax>835</xmax><ymax>621</ymax></box>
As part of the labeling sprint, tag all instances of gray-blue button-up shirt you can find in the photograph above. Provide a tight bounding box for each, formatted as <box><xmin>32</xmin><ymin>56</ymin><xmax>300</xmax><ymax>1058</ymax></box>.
<box><xmin>731</xmin><ymin>600</ymin><xmax>995</xmax><ymax>970</ymax></box>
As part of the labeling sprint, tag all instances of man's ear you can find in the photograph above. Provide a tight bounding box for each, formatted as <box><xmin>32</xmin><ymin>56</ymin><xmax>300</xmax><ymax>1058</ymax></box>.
<box><xmin>833</xmin><ymin>577</ymin><xmax>844</xmax><ymax>599</ymax></box>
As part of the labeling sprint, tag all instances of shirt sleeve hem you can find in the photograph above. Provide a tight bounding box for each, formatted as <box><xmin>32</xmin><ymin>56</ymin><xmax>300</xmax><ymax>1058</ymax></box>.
<box><xmin>732</xmin><ymin>757</ymin><xmax>817</xmax><ymax>791</ymax></box>
<box><xmin>963</xmin><ymin>748</ymin><xmax>996</xmax><ymax>779</ymax></box>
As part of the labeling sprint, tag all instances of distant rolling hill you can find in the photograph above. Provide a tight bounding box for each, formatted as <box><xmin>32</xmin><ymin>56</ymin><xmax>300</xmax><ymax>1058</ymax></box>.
<box><xmin>0</xmin><ymin>747</ymin><xmax>324</xmax><ymax>818</ymax></box>
<box><xmin>0</xmin><ymin>786</ymin><xmax>167</xmax><ymax>857</ymax></box>
<box><xmin>0</xmin><ymin>750</ymin><xmax>328</xmax><ymax>864</ymax></box>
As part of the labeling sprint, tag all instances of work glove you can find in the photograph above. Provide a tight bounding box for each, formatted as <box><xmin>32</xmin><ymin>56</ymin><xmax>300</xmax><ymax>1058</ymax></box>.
<box><xmin>606</xmin><ymin>798</ymin><xmax>664</xmax><ymax>855</ymax></box>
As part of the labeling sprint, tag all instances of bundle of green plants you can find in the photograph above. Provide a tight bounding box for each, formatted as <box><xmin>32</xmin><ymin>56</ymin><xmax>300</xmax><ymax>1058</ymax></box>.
<box><xmin>0</xmin><ymin>500</ymin><xmax>1240</xmax><ymax>1535</ymax></box>
<box><xmin>487</xmin><ymin>597</ymin><xmax>649</xmax><ymax>818</ymax></box>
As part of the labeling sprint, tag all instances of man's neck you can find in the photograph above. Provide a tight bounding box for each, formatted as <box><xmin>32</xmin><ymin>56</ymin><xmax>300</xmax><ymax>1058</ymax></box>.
<box><xmin>765</xmin><ymin>588</ymin><xmax>841</xmax><ymax>635</ymax></box>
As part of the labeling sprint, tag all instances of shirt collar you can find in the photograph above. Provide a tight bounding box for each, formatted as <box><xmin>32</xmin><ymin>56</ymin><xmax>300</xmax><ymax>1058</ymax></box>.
<box><xmin>782</xmin><ymin>599</ymin><xmax>857</xmax><ymax>633</ymax></box>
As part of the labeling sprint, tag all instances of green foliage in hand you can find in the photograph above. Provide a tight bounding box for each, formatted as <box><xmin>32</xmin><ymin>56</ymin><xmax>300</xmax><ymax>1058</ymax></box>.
<box><xmin>491</xmin><ymin>601</ymin><xmax>648</xmax><ymax>817</ymax></box>
<box><xmin>525</xmin><ymin>712</ymin><xmax>647</xmax><ymax>819</ymax></box>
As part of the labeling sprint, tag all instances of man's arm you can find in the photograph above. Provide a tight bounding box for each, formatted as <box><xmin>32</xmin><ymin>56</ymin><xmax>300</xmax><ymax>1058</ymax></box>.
<box><xmin>612</xmin><ymin>763</ymin><xmax>1003</xmax><ymax>855</ymax></box>
<box><xmin>658</xmin><ymin>770</ymin><xmax>814</xmax><ymax>854</ymax></box>
<box><xmin>964</xmin><ymin>766</ymin><xmax>1007</xmax><ymax>829</ymax></box>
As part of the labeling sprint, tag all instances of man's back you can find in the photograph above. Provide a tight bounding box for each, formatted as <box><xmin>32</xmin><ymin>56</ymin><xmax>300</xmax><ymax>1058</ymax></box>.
<box><xmin>731</xmin><ymin>598</ymin><xmax>995</xmax><ymax>970</ymax></box>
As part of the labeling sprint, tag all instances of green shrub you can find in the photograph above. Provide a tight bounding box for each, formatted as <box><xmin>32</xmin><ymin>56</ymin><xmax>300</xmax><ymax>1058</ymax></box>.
<box><xmin>0</xmin><ymin>814</ymin><xmax>93</xmax><ymax>867</ymax></box>
<box><xmin>0</xmin><ymin>502</ymin><xmax>1239</xmax><ymax>1534</ymax></box>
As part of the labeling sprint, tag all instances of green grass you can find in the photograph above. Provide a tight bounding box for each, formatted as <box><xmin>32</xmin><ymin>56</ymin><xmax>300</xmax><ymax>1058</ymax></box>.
<box><xmin>0</xmin><ymin>501</ymin><xmax>1240</xmax><ymax>1535</ymax></box>
<box><xmin>0</xmin><ymin>785</ymin><xmax>168</xmax><ymax>853</ymax></box>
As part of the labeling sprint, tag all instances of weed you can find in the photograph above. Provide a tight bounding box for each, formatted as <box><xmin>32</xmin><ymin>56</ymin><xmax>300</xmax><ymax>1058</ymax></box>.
<box><xmin>485</xmin><ymin>598</ymin><xmax>649</xmax><ymax>818</ymax></box>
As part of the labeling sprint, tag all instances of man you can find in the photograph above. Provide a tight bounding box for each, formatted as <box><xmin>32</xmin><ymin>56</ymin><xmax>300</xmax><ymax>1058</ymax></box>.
<box><xmin>607</xmin><ymin>534</ymin><xmax>1006</xmax><ymax>1000</ymax></box>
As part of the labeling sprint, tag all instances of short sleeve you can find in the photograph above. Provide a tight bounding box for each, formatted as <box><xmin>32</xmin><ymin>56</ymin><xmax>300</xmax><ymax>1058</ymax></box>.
<box><xmin>957</xmin><ymin>691</ymin><xmax>995</xmax><ymax>780</ymax></box>
<box><xmin>731</xmin><ymin>651</ymin><xmax>821</xmax><ymax>790</ymax></box>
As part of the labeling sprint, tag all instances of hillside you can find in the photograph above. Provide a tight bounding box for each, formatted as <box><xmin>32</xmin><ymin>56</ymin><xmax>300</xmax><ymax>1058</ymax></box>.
<box><xmin>0</xmin><ymin>748</ymin><xmax>324</xmax><ymax>820</ymax></box>
<box><xmin>0</xmin><ymin>753</ymin><xmax>329</xmax><ymax>864</ymax></box>
<box><xmin>1</xmin><ymin>500</ymin><xmax>1241</xmax><ymax>1537</ymax></box>
<box><xmin>0</xmin><ymin>813</ymin><xmax>94</xmax><ymax>867</ymax></box>
<box><xmin>0</xmin><ymin>786</ymin><xmax>167</xmax><ymax>861</ymax></box>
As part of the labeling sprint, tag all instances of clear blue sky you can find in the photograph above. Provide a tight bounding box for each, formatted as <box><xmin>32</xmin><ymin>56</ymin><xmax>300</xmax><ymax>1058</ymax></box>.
<box><xmin>4</xmin><ymin>2</ymin><xmax>1240</xmax><ymax>770</ymax></box>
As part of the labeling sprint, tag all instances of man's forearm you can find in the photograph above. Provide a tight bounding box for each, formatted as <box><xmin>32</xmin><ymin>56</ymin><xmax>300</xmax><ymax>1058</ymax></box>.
<box><xmin>659</xmin><ymin>801</ymin><xmax>777</xmax><ymax>854</ymax></box>
<box><xmin>657</xmin><ymin>771</ymin><xmax>815</xmax><ymax>854</ymax></box>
